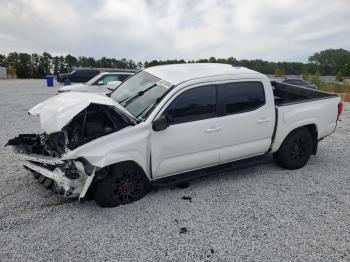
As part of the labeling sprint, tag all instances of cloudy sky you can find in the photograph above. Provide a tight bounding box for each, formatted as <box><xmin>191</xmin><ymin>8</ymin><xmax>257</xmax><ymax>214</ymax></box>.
<box><xmin>0</xmin><ymin>0</ymin><xmax>349</xmax><ymax>62</ymax></box>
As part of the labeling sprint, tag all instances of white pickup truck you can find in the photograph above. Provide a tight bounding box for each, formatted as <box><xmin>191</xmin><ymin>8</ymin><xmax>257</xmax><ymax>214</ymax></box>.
<box><xmin>6</xmin><ymin>64</ymin><xmax>343</xmax><ymax>207</ymax></box>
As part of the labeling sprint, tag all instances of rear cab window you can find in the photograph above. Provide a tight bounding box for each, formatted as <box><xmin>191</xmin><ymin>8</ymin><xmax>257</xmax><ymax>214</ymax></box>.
<box><xmin>218</xmin><ymin>81</ymin><xmax>265</xmax><ymax>115</ymax></box>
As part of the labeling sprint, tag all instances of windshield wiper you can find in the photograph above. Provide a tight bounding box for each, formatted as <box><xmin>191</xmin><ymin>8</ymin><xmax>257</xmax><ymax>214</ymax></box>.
<box><xmin>135</xmin><ymin>96</ymin><xmax>164</xmax><ymax>120</ymax></box>
<box><xmin>119</xmin><ymin>84</ymin><xmax>157</xmax><ymax>106</ymax></box>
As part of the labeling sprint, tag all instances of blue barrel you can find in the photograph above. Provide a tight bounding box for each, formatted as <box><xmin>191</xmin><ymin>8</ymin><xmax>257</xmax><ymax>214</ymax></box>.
<box><xmin>46</xmin><ymin>75</ymin><xmax>54</xmax><ymax>87</ymax></box>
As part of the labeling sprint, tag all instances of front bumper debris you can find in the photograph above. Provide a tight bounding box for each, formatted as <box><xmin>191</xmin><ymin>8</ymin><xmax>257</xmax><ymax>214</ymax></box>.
<box><xmin>19</xmin><ymin>153</ymin><xmax>95</xmax><ymax>200</ymax></box>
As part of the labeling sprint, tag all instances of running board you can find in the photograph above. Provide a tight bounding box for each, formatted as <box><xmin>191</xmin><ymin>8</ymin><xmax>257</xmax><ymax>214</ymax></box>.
<box><xmin>151</xmin><ymin>154</ymin><xmax>271</xmax><ymax>187</ymax></box>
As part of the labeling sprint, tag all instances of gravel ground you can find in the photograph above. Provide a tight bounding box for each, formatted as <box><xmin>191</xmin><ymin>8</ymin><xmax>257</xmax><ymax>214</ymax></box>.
<box><xmin>0</xmin><ymin>79</ymin><xmax>350</xmax><ymax>261</ymax></box>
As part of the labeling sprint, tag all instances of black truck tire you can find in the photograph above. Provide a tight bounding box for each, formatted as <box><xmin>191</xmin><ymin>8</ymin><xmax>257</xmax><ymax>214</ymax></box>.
<box><xmin>94</xmin><ymin>162</ymin><xmax>150</xmax><ymax>207</ymax></box>
<box><xmin>275</xmin><ymin>127</ymin><xmax>313</xmax><ymax>170</ymax></box>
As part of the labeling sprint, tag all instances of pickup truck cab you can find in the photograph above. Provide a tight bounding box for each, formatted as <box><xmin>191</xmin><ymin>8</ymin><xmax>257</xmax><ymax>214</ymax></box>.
<box><xmin>7</xmin><ymin>64</ymin><xmax>342</xmax><ymax>207</ymax></box>
<box><xmin>57</xmin><ymin>69</ymin><xmax>100</xmax><ymax>84</ymax></box>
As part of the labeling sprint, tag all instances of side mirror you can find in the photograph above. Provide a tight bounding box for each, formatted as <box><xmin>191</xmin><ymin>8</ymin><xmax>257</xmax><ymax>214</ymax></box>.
<box><xmin>107</xmin><ymin>81</ymin><xmax>122</xmax><ymax>91</ymax></box>
<box><xmin>152</xmin><ymin>116</ymin><xmax>168</xmax><ymax>131</ymax></box>
<box><xmin>97</xmin><ymin>80</ymin><xmax>104</xmax><ymax>85</ymax></box>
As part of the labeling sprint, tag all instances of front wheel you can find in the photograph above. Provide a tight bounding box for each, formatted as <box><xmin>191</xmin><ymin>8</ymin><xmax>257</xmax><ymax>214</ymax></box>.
<box><xmin>275</xmin><ymin>127</ymin><xmax>313</xmax><ymax>170</ymax></box>
<box><xmin>94</xmin><ymin>163</ymin><xmax>150</xmax><ymax>207</ymax></box>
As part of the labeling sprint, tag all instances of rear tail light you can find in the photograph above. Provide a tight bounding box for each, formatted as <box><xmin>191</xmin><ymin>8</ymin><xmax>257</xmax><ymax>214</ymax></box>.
<box><xmin>337</xmin><ymin>101</ymin><xmax>343</xmax><ymax>121</ymax></box>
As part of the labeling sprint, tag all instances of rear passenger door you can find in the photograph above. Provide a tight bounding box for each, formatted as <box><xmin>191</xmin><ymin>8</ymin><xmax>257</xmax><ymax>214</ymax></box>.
<box><xmin>151</xmin><ymin>85</ymin><xmax>220</xmax><ymax>178</ymax></box>
<box><xmin>217</xmin><ymin>81</ymin><xmax>275</xmax><ymax>163</ymax></box>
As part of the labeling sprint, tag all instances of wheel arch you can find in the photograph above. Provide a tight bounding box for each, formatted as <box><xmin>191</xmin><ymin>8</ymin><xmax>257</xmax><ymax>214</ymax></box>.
<box><xmin>271</xmin><ymin>123</ymin><xmax>318</xmax><ymax>154</ymax></box>
<box><xmin>90</xmin><ymin>150</ymin><xmax>150</xmax><ymax>179</ymax></box>
<box><xmin>303</xmin><ymin>124</ymin><xmax>318</xmax><ymax>155</ymax></box>
<box><xmin>85</xmin><ymin>160</ymin><xmax>150</xmax><ymax>201</ymax></box>
<box><xmin>97</xmin><ymin>159</ymin><xmax>149</xmax><ymax>181</ymax></box>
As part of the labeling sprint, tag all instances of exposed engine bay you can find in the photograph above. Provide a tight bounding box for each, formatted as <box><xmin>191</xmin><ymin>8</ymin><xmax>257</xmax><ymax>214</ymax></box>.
<box><xmin>7</xmin><ymin>103</ymin><xmax>133</xmax><ymax>157</ymax></box>
<box><xmin>6</xmin><ymin>103</ymin><xmax>134</xmax><ymax>199</ymax></box>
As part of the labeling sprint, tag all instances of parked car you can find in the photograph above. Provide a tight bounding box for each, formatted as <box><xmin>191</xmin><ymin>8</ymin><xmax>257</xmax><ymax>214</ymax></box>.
<box><xmin>57</xmin><ymin>69</ymin><xmax>100</xmax><ymax>84</ymax></box>
<box><xmin>7</xmin><ymin>64</ymin><xmax>342</xmax><ymax>207</ymax></box>
<box><xmin>57</xmin><ymin>72</ymin><xmax>135</xmax><ymax>94</ymax></box>
<box><xmin>282</xmin><ymin>78</ymin><xmax>318</xmax><ymax>89</ymax></box>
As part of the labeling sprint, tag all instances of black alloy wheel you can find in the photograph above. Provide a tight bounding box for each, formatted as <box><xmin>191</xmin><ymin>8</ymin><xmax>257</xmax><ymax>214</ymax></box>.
<box><xmin>275</xmin><ymin>127</ymin><xmax>313</xmax><ymax>170</ymax></box>
<box><xmin>94</xmin><ymin>163</ymin><xmax>150</xmax><ymax>207</ymax></box>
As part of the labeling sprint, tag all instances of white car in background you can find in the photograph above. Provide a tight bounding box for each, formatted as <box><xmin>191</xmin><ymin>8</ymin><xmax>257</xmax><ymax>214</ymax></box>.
<box><xmin>58</xmin><ymin>71</ymin><xmax>135</xmax><ymax>94</ymax></box>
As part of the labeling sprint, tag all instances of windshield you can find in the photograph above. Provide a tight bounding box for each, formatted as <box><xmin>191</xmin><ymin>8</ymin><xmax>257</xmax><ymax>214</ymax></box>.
<box><xmin>110</xmin><ymin>71</ymin><xmax>168</xmax><ymax>120</ymax></box>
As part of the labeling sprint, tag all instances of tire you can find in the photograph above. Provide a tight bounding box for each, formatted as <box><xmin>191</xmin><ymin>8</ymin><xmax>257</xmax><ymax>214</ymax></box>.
<box><xmin>32</xmin><ymin>172</ymin><xmax>40</xmax><ymax>179</ymax></box>
<box><xmin>94</xmin><ymin>163</ymin><xmax>150</xmax><ymax>208</ymax></box>
<box><xmin>38</xmin><ymin>174</ymin><xmax>47</xmax><ymax>184</ymax></box>
<box><xmin>275</xmin><ymin>127</ymin><xmax>313</xmax><ymax>170</ymax></box>
<box><xmin>43</xmin><ymin>178</ymin><xmax>53</xmax><ymax>189</ymax></box>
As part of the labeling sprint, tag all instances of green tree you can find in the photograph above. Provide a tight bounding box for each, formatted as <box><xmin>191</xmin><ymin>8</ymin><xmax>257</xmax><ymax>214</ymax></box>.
<box><xmin>309</xmin><ymin>48</ymin><xmax>350</xmax><ymax>76</ymax></box>
<box><xmin>274</xmin><ymin>67</ymin><xmax>285</xmax><ymax>77</ymax></box>
<box><xmin>17</xmin><ymin>53</ymin><xmax>32</xmax><ymax>78</ymax></box>
<box><xmin>31</xmin><ymin>53</ymin><xmax>41</xmax><ymax>78</ymax></box>
<box><xmin>311</xmin><ymin>71</ymin><xmax>321</xmax><ymax>87</ymax></box>
<box><xmin>65</xmin><ymin>54</ymin><xmax>78</xmax><ymax>72</ymax></box>
<box><xmin>53</xmin><ymin>56</ymin><xmax>60</xmax><ymax>75</ymax></box>
<box><xmin>302</xmin><ymin>66</ymin><xmax>310</xmax><ymax>81</ymax></box>
<box><xmin>40</xmin><ymin>52</ymin><xmax>53</xmax><ymax>76</ymax></box>
<box><xmin>59</xmin><ymin>56</ymin><xmax>66</xmax><ymax>73</ymax></box>
<box><xmin>0</xmin><ymin>54</ymin><xmax>7</xmax><ymax>67</ymax></box>
<box><xmin>7</xmin><ymin>65</ymin><xmax>16</xmax><ymax>77</ymax></box>
<box><xmin>136</xmin><ymin>61</ymin><xmax>143</xmax><ymax>69</ymax></box>
<box><xmin>209</xmin><ymin>57</ymin><xmax>216</xmax><ymax>63</ymax></box>
<box><xmin>78</xmin><ymin>56</ymin><xmax>96</xmax><ymax>68</ymax></box>
<box><xmin>336</xmin><ymin>71</ymin><xmax>342</xmax><ymax>82</ymax></box>
<box><xmin>7</xmin><ymin>52</ymin><xmax>19</xmax><ymax>69</ymax></box>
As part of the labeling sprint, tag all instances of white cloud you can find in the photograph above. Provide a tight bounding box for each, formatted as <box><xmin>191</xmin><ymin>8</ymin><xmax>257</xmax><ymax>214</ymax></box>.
<box><xmin>0</xmin><ymin>0</ymin><xmax>349</xmax><ymax>62</ymax></box>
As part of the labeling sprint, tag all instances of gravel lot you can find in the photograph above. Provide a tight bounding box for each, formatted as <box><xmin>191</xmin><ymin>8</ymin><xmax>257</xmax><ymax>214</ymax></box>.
<box><xmin>1</xmin><ymin>79</ymin><xmax>350</xmax><ymax>261</ymax></box>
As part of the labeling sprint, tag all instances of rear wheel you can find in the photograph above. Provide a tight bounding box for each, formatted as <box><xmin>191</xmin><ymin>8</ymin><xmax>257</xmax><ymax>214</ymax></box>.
<box><xmin>275</xmin><ymin>127</ymin><xmax>313</xmax><ymax>170</ymax></box>
<box><xmin>94</xmin><ymin>163</ymin><xmax>150</xmax><ymax>207</ymax></box>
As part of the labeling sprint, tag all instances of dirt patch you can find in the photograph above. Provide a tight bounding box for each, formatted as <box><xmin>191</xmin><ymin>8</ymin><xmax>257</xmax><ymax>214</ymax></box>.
<box><xmin>336</xmin><ymin>93</ymin><xmax>350</xmax><ymax>102</ymax></box>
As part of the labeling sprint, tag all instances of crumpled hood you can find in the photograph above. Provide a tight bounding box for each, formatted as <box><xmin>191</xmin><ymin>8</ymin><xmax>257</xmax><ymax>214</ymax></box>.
<box><xmin>29</xmin><ymin>92</ymin><xmax>134</xmax><ymax>134</ymax></box>
<box><xmin>58</xmin><ymin>83</ymin><xmax>87</xmax><ymax>92</ymax></box>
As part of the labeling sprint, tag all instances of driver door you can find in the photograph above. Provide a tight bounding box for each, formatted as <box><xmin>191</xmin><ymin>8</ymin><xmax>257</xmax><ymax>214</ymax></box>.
<box><xmin>151</xmin><ymin>85</ymin><xmax>220</xmax><ymax>178</ymax></box>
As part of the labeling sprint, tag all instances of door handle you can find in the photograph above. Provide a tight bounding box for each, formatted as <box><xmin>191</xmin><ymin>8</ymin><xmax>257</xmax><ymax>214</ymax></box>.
<box><xmin>257</xmin><ymin>118</ymin><xmax>270</xmax><ymax>124</ymax></box>
<box><xmin>205</xmin><ymin>126</ymin><xmax>221</xmax><ymax>133</ymax></box>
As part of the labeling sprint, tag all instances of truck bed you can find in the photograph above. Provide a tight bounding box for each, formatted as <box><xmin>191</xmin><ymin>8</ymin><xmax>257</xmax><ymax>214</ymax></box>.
<box><xmin>271</xmin><ymin>81</ymin><xmax>338</xmax><ymax>106</ymax></box>
<box><xmin>270</xmin><ymin>81</ymin><xmax>341</xmax><ymax>153</ymax></box>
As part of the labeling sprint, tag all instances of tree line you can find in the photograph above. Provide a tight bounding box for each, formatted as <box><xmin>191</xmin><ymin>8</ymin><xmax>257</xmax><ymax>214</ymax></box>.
<box><xmin>0</xmin><ymin>48</ymin><xmax>349</xmax><ymax>79</ymax></box>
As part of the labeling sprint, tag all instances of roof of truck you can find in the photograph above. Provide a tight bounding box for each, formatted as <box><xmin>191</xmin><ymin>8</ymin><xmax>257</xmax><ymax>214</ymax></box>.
<box><xmin>98</xmin><ymin>71</ymin><xmax>135</xmax><ymax>76</ymax></box>
<box><xmin>144</xmin><ymin>63</ymin><xmax>260</xmax><ymax>85</ymax></box>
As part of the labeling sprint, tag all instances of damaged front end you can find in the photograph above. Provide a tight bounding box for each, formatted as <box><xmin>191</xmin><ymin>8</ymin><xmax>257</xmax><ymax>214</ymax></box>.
<box><xmin>6</xmin><ymin>133</ymin><xmax>95</xmax><ymax>199</ymax></box>
<box><xmin>6</xmin><ymin>93</ymin><xmax>136</xmax><ymax>200</ymax></box>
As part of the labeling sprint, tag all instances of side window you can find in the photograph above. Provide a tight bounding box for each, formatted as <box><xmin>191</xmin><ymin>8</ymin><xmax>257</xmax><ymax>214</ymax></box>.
<box><xmin>219</xmin><ymin>82</ymin><xmax>265</xmax><ymax>115</ymax></box>
<box><xmin>101</xmin><ymin>75</ymin><xmax>119</xmax><ymax>84</ymax></box>
<box><xmin>165</xmin><ymin>85</ymin><xmax>216</xmax><ymax>125</ymax></box>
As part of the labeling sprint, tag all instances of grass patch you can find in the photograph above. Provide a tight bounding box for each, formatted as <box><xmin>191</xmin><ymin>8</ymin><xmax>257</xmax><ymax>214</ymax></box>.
<box><xmin>318</xmin><ymin>83</ymin><xmax>350</xmax><ymax>93</ymax></box>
